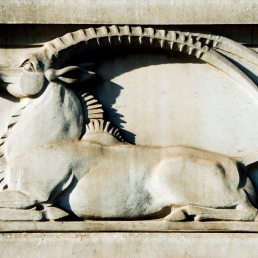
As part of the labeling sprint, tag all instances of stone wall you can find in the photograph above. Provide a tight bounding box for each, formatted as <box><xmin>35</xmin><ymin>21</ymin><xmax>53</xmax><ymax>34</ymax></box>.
<box><xmin>1</xmin><ymin>1</ymin><xmax>258</xmax><ymax>257</ymax></box>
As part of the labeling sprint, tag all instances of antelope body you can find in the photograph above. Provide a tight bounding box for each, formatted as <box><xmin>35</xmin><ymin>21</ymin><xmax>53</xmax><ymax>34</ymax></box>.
<box><xmin>3</xmin><ymin>131</ymin><xmax>258</xmax><ymax>221</ymax></box>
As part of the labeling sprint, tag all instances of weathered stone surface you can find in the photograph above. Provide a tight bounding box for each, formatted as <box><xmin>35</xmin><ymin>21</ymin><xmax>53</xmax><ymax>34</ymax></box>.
<box><xmin>2</xmin><ymin>0</ymin><xmax>258</xmax><ymax>257</ymax></box>
<box><xmin>93</xmin><ymin>51</ymin><xmax>258</xmax><ymax>156</ymax></box>
<box><xmin>1</xmin><ymin>0</ymin><xmax>258</xmax><ymax>25</ymax></box>
<box><xmin>0</xmin><ymin>232</ymin><xmax>258</xmax><ymax>258</ymax></box>
<box><xmin>1</xmin><ymin>221</ymin><xmax>258</xmax><ymax>232</ymax></box>
<box><xmin>1</xmin><ymin>26</ymin><xmax>258</xmax><ymax>222</ymax></box>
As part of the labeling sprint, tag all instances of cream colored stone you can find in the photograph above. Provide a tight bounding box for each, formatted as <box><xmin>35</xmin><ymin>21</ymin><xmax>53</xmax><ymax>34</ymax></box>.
<box><xmin>1</xmin><ymin>221</ymin><xmax>258</xmax><ymax>232</ymax></box>
<box><xmin>94</xmin><ymin>52</ymin><xmax>258</xmax><ymax>156</ymax></box>
<box><xmin>1</xmin><ymin>0</ymin><xmax>258</xmax><ymax>24</ymax></box>
<box><xmin>0</xmin><ymin>26</ymin><xmax>258</xmax><ymax>222</ymax></box>
<box><xmin>2</xmin><ymin>1</ymin><xmax>258</xmax><ymax>256</ymax></box>
<box><xmin>0</xmin><ymin>232</ymin><xmax>258</xmax><ymax>258</ymax></box>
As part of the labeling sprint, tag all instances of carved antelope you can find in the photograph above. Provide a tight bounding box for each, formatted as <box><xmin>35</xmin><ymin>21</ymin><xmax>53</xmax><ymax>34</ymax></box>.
<box><xmin>0</xmin><ymin>25</ymin><xmax>258</xmax><ymax>221</ymax></box>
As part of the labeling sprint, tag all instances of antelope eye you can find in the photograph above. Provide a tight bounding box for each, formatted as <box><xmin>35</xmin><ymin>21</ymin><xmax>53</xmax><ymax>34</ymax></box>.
<box><xmin>22</xmin><ymin>61</ymin><xmax>35</xmax><ymax>72</ymax></box>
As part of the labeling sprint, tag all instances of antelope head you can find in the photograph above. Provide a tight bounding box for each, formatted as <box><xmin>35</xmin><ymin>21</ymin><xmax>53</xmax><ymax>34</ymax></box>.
<box><xmin>0</xmin><ymin>53</ymin><xmax>95</xmax><ymax>99</ymax></box>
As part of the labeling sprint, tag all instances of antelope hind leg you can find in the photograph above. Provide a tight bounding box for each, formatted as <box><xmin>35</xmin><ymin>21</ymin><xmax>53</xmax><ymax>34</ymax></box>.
<box><xmin>164</xmin><ymin>207</ymin><xmax>187</xmax><ymax>221</ymax></box>
<box><xmin>165</xmin><ymin>202</ymin><xmax>258</xmax><ymax>222</ymax></box>
<box><xmin>192</xmin><ymin>204</ymin><xmax>257</xmax><ymax>221</ymax></box>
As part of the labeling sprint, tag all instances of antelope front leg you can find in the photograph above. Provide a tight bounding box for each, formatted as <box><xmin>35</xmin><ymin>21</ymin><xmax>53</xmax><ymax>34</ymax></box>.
<box><xmin>0</xmin><ymin>190</ymin><xmax>69</xmax><ymax>220</ymax></box>
<box><xmin>0</xmin><ymin>189</ymin><xmax>37</xmax><ymax>209</ymax></box>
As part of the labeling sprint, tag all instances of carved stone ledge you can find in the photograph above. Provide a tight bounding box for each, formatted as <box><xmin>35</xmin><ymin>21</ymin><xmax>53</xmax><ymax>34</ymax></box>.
<box><xmin>1</xmin><ymin>230</ymin><xmax>258</xmax><ymax>257</ymax></box>
<box><xmin>1</xmin><ymin>221</ymin><xmax>258</xmax><ymax>233</ymax></box>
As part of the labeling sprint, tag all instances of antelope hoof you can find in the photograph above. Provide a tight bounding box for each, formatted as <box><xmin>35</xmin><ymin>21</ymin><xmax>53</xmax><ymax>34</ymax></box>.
<box><xmin>164</xmin><ymin>209</ymin><xmax>186</xmax><ymax>221</ymax></box>
<box><xmin>194</xmin><ymin>215</ymin><xmax>204</xmax><ymax>221</ymax></box>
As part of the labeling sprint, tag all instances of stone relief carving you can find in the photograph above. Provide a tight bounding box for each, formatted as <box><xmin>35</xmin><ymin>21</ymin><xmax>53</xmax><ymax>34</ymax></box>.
<box><xmin>0</xmin><ymin>25</ymin><xmax>258</xmax><ymax>221</ymax></box>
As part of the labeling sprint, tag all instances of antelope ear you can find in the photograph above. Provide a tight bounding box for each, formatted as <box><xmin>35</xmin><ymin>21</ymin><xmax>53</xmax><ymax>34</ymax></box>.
<box><xmin>46</xmin><ymin>66</ymin><xmax>95</xmax><ymax>84</ymax></box>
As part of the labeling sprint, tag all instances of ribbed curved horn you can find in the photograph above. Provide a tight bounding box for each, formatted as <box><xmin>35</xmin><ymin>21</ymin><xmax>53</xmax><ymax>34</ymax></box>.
<box><xmin>37</xmin><ymin>25</ymin><xmax>258</xmax><ymax>99</ymax></box>
<box><xmin>40</xmin><ymin>25</ymin><xmax>258</xmax><ymax>67</ymax></box>
<box><xmin>39</xmin><ymin>25</ymin><xmax>213</xmax><ymax>68</ymax></box>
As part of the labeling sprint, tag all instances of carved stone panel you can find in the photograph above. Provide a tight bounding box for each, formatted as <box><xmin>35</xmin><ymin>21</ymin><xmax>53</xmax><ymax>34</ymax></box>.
<box><xmin>1</xmin><ymin>25</ymin><xmax>258</xmax><ymax>222</ymax></box>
